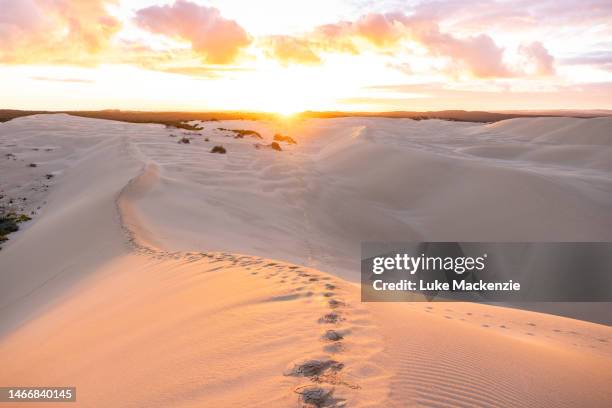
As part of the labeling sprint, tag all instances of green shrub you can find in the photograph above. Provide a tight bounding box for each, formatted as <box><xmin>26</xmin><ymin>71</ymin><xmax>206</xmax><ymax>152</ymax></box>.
<box><xmin>0</xmin><ymin>213</ymin><xmax>31</xmax><ymax>246</ymax></box>
<box><xmin>273</xmin><ymin>133</ymin><xmax>297</xmax><ymax>144</ymax></box>
<box><xmin>211</xmin><ymin>145</ymin><xmax>226</xmax><ymax>154</ymax></box>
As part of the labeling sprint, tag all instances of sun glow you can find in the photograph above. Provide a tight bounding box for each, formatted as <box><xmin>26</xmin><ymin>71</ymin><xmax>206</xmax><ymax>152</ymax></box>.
<box><xmin>0</xmin><ymin>0</ymin><xmax>611</xmax><ymax>112</ymax></box>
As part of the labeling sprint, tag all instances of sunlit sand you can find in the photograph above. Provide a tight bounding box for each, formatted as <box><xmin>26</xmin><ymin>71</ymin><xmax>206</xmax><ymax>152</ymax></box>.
<box><xmin>1</xmin><ymin>114</ymin><xmax>611</xmax><ymax>407</ymax></box>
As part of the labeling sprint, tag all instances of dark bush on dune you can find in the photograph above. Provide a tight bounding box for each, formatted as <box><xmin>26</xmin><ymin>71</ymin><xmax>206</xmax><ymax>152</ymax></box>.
<box><xmin>273</xmin><ymin>133</ymin><xmax>297</xmax><ymax>144</ymax></box>
<box><xmin>233</xmin><ymin>129</ymin><xmax>262</xmax><ymax>139</ymax></box>
<box><xmin>217</xmin><ymin>128</ymin><xmax>262</xmax><ymax>139</ymax></box>
<box><xmin>164</xmin><ymin>121</ymin><xmax>203</xmax><ymax>131</ymax></box>
<box><xmin>0</xmin><ymin>218</ymin><xmax>18</xmax><ymax>238</ymax></box>
<box><xmin>178</xmin><ymin>137</ymin><xmax>190</xmax><ymax>144</ymax></box>
<box><xmin>270</xmin><ymin>142</ymin><xmax>282</xmax><ymax>151</ymax></box>
<box><xmin>28</xmin><ymin>163</ymin><xmax>37</xmax><ymax>167</ymax></box>
<box><xmin>211</xmin><ymin>145</ymin><xmax>226</xmax><ymax>154</ymax></box>
<box><xmin>0</xmin><ymin>213</ymin><xmax>31</xmax><ymax>247</ymax></box>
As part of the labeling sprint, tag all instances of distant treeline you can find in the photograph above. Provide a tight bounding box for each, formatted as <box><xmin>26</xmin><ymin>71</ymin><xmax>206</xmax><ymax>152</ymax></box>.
<box><xmin>0</xmin><ymin>108</ymin><xmax>607</xmax><ymax>125</ymax></box>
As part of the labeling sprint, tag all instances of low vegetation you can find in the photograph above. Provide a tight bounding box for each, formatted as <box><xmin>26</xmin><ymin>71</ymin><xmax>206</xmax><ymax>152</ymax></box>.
<box><xmin>273</xmin><ymin>133</ymin><xmax>297</xmax><ymax>144</ymax></box>
<box><xmin>1</xmin><ymin>109</ymin><xmax>606</xmax><ymax>126</ymax></box>
<box><xmin>0</xmin><ymin>212</ymin><xmax>32</xmax><ymax>247</ymax></box>
<box><xmin>164</xmin><ymin>121</ymin><xmax>203</xmax><ymax>131</ymax></box>
<box><xmin>178</xmin><ymin>137</ymin><xmax>190</xmax><ymax>144</ymax></box>
<box><xmin>211</xmin><ymin>145</ymin><xmax>226</xmax><ymax>154</ymax></box>
<box><xmin>0</xmin><ymin>109</ymin><xmax>47</xmax><ymax>123</ymax></box>
<box><xmin>217</xmin><ymin>128</ymin><xmax>262</xmax><ymax>139</ymax></box>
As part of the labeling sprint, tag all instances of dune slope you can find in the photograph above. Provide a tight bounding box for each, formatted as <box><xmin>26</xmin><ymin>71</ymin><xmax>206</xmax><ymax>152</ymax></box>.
<box><xmin>0</xmin><ymin>114</ymin><xmax>611</xmax><ymax>407</ymax></box>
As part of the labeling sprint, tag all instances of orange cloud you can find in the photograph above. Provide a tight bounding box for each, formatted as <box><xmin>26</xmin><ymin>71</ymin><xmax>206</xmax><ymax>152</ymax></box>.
<box><xmin>0</xmin><ymin>0</ymin><xmax>120</xmax><ymax>64</ymax></box>
<box><xmin>262</xmin><ymin>36</ymin><xmax>321</xmax><ymax>65</ymax></box>
<box><xmin>259</xmin><ymin>13</ymin><xmax>405</xmax><ymax>66</ymax></box>
<box><xmin>314</xmin><ymin>13</ymin><xmax>404</xmax><ymax>48</ymax></box>
<box><xmin>134</xmin><ymin>0</ymin><xmax>250</xmax><ymax>64</ymax></box>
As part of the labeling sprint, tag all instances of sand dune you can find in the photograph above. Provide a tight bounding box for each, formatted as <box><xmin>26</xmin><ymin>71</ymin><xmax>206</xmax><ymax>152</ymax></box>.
<box><xmin>119</xmin><ymin>116</ymin><xmax>612</xmax><ymax>277</ymax></box>
<box><xmin>1</xmin><ymin>114</ymin><xmax>611</xmax><ymax>407</ymax></box>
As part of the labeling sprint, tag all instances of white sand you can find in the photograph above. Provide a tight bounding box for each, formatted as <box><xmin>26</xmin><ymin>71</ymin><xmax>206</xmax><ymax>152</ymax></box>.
<box><xmin>0</xmin><ymin>114</ymin><xmax>611</xmax><ymax>407</ymax></box>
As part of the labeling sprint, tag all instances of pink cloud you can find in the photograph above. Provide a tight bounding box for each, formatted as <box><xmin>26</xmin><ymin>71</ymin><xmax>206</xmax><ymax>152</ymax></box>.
<box><xmin>134</xmin><ymin>0</ymin><xmax>250</xmax><ymax>64</ymax></box>
<box><xmin>353</xmin><ymin>13</ymin><xmax>404</xmax><ymax>47</ymax></box>
<box><xmin>519</xmin><ymin>41</ymin><xmax>555</xmax><ymax>75</ymax></box>
<box><xmin>410</xmin><ymin>20</ymin><xmax>511</xmax><ymax>78</ymax></box>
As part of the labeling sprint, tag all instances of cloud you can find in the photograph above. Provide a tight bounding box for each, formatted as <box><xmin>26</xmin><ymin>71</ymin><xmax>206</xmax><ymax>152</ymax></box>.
<box><xmin>358</xmin><ymin>81</ymin><xmax>612</xmax><ymax>110</ymax></box>
<box><xmin>0</xmin><ymin>0</ymin><xmax>566</xmax><ymax>81</ymax></box>
<box><xmin>259</xmin><ymin>12</ymin><xmax>407</xmax><ymax>65</ymax></box>
<box><xmin>348</xmin><ymin>12</ymin><xmax>404</xmax><ymax>47</ymax></box>
<box><xmin>561</xmin><ymin>51</ymin><xmax>612</xmax><ymax>71</ymax></box>
<box><xmin>403</xmin><ymin>15</ymin><xmax>511</xmax><ymax>78</ymax></box>
<box><xmin>262</xmin><ymin>36</ymin><xmax>321</xmax><ymax>65</ymax></box>
<box><xmin>406</xmin><ymin>0</ymin><xmax>612</xmax><ymax>32</ymax></box>
<box><xmin>261</xmin><ymin>11</ymin><xmax>513</xmax><ymax>78</ymax></box>
<box><xmin>31</xmin><ymin>76</ymin><xmax>94</xmax><ymax>83</ymax></box>
<box><xmin>0</xmin><ymin>0</ymin><xmax>120</xmax><ymax>64</ymax></box>
<box><xmin>266</xmin><ymin>10</ymin><xmax>558</xmax><ymax>79</ymax></box>
<box><xmin>134</xmin><ymin>0</ymin><xmax>250</xmax><ymax>64</ymax></box>
<box><xmin>310</xmin><ymin>13</ymin><xmax>405</xmax><ymax>51</ymax></box>
<box><xmin>157</xmin><ymin>65</ymin><xmax>252</xmax><ymax>79</ymax></box>
<box><xmin>519</xmin><ymin>41</ymin><xmax>555</xmax><ymax>75</ymax></box>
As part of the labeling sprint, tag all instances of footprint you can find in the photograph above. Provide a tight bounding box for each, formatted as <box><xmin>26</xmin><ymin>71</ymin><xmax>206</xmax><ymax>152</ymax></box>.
<box><xmin>319</xmin><ymin>312</ymin><xmax>343</xmax><ymax>324</ymax></box>
<box><xmin>322</xmin><ymin>330</ymin><xmax>344</xmax><ymax>342</ymax></box>
<box><xmin>267</xmin><ymin>294</ymin><xmax>301</xmax><ymax>302</ymax></box>
<box><xmin>328</xmin><ymin>299</ymin><xmax>345</xmax><ymax>309</ymax></box>
<box><xmin>324</xmin><ymin>342</ymin><xmax>345</xmax><ymax>353</ymax></box>
<box><xmin>286</xmin><ymin>359</ymin><xmax>344</xmax><ymax>377</ymax></box>
<box><xmin>294</xmin><ymin>385</ymin><xmax>337</xmax><ymax>408</ymax></box>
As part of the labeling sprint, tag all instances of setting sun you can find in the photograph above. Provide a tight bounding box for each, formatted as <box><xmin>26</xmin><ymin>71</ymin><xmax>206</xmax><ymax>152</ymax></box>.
<box><xmin>1</xmin><ymin>0</ymin><xmax>611</xmax><ymax>112</ymax></box>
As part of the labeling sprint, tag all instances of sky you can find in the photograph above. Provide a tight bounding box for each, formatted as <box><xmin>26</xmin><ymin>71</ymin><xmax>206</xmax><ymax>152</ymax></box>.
<box><xmin>1</xmin><ymin>0</ymin><xmax>611</xmax><ymax>113</ymax></box>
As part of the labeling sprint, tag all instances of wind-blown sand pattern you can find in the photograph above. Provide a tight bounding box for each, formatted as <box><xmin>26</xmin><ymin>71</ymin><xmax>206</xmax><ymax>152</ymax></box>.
<box><xmin>1</xmin><ymin>114</ymin><xmax>611</xmax><ymax>407</ymax></box>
